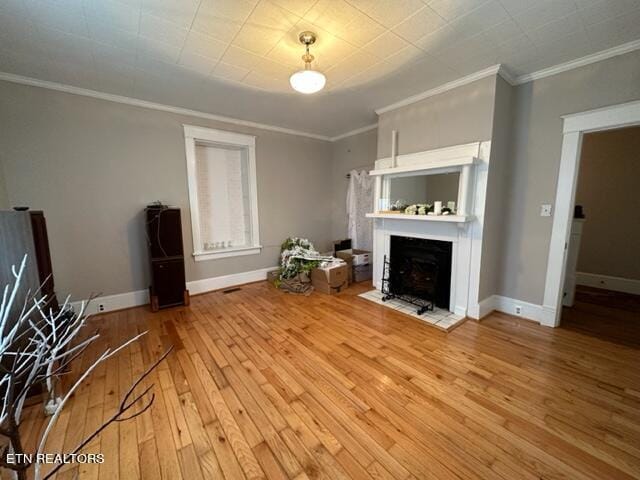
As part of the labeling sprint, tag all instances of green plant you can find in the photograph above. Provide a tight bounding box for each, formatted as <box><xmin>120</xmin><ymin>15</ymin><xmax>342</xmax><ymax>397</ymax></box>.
<box><xmin>277</xmin><ymin>237</ymin><xmax>323</xmax><ymax>280</ymax></box>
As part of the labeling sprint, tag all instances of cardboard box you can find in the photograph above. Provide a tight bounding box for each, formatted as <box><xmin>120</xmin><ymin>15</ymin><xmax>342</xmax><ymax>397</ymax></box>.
<box><xmin>310</xmin><ymin>263</ymin><xmax>348</xmax><ymax>294</ymax></box>
<box><xmin>334</xmin><ymin>252</ymin><xmax>353</xmax><ymax>284</ymax></box>
<box><xmin>353</xmin><ymin>263</ymin><xmax>373</xmax><ymax>283</ymax></box>
<box><xmin>336</xmin><ymin>249</ymin><xmax>371</xmax><ymax>266</ymax></box>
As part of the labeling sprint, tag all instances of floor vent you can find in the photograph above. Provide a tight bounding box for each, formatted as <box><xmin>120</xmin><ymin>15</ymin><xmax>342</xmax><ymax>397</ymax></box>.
<box><xmin>222</xmin><ymin>287</ymin><xmax>242</xmax><ymax>294</ymax></box>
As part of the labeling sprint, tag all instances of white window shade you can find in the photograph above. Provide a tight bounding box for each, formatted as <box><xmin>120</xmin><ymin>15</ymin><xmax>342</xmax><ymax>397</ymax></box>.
<box><xmin>184</xmin><ymin>125</ymin><xmax>261</xmax><ymax>261</ymax></box>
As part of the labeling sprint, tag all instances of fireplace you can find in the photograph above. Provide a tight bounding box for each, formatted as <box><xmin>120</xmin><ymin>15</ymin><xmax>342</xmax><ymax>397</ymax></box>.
<box><xmin>369</xmin><ymin>141</ymin><xmax>492</xmax><ymax>318</ymax></box>
<box><xmin>383</xmin><ymin>236</ymin><xmax>453</xmax><ymax>312</ymax></box>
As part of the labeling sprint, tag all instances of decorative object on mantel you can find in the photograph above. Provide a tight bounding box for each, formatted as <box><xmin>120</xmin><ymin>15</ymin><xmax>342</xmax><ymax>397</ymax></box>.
<box><xmin>390</xmin><ymin>199</ymin><xmax>408</xmax><ymax>211</ymax></box>
<box><xmin>376</xmin><ymin>201</ymin><xmax>459</xmax><ymax>217</ymax></box>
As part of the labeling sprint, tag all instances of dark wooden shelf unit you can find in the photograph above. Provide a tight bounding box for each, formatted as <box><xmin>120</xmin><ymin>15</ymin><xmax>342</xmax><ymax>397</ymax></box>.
<box><xmin>145</xmin><ymin>206</ymin><xmax>189</xmax><ymax>311</ymax></box>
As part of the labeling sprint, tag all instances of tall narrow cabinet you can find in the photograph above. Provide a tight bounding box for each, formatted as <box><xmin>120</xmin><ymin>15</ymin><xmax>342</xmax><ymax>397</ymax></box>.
<box><xmin>0</xmin><ymin>209</ymin><xmax>58</xmax><ymax>320</ymax></box>
<box><xmin>145</xmin><ymin>206</ymin><xmax>189</xmax><ymax>311</ymax></box>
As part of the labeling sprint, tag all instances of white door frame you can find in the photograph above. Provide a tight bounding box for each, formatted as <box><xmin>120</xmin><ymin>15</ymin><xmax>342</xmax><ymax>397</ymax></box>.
<box><xmin>542</xmin><ymin>100</ymin><xmax>640</xmax><ymax>327</ymax></box>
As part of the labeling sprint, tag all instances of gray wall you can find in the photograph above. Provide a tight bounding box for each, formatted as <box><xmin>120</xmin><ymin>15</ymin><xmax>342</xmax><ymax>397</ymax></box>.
<box><xmin>500</xmin><ymin>50</ymin><xmax>640</xmax><ymax>304</ymax></box>
<box><xmin>0</xmin><ymin>80</ymin><xmax>333</xmax><ymax>300</ymax></box>
<box><xmin>330</xmin><ymin>129</ymin><xmax>378</xmax><ymax>241</ymax></box>
<box><xmin>0</xmin><ymin>158</ymin><xmax>8</xmax><ymax>209</ymax></box>
<box><xmin>479</xmin><ymin>76</ymin><xmax>514</xmax><ymax>300</ymax></box>
<box><xmin>377</xmin><ymin>75</ymin><xmax>497</xmax><ymax>158</ymax></box>
<box><xmin>575</xmin><ymin>126</ymin><xmax>640</xmax><ymax>281</ymax></box>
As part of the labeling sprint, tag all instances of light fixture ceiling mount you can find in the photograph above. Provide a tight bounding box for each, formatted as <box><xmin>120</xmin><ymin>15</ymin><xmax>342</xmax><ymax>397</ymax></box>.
<box><xmin>289</xmin><ymin>31</ymin><xmax>326</xmax><ymax>95</ymax></box>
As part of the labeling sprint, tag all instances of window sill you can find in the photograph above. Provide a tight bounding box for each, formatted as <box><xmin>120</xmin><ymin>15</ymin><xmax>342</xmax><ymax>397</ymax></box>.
<box><xmin>193</xmin><ymin>245</ymin><xmax>262</xmax><ymax>261</ymax></box>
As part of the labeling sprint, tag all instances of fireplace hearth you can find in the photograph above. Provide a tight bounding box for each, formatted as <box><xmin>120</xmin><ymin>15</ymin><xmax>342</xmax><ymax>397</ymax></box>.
<box><xmin>381</xmin><ymin>236</ymin><xmax>453</xmax><ymax>314</ymax></box>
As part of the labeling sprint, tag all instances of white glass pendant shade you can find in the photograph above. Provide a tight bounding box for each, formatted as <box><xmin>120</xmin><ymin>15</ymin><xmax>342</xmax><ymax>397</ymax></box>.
<box><xmin>289</xmin><ymin>69</ymin><xmax>326</xmax><ymax>94</ymax></box>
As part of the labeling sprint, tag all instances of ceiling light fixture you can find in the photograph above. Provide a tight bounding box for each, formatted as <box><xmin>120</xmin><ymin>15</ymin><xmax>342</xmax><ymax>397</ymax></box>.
<box><xmin>289</xmin><ymin>31</ymin><xmax>326</xmax><ymax>94</ymax></box>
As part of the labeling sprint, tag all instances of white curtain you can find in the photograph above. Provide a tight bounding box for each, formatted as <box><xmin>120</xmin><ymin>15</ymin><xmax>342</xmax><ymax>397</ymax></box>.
<box><xmin>346</xmin><ymin>170</ymin><xmax>374</xmax><ymax>250</ymax></box>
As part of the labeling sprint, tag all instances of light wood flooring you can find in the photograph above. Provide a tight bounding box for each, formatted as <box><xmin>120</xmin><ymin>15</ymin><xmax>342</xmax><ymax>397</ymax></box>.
<box><xmin>12</xmin><ymin>281</ymin><xmax>640</xmax><ymax>479</ymax></box>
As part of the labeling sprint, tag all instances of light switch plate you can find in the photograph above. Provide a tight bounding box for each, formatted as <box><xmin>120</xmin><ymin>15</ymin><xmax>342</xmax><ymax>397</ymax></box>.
<box><xmin>540</xmin><ymin>204</ymin><xmax>552</xmax><ymax>217</ymax></box>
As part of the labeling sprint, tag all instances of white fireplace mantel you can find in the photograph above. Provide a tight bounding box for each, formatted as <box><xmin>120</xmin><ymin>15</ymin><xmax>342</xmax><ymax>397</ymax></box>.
<box><xmin>366</xmin><ymin>213</ymin><xmax>472</xmax><ymax>223</ymax></box>
<box><xmin>369</xmin><ymin>155</ymin><xmax>477</xmax><ymax>177</ymax></box>
<box><xmin>370</xmin><ymin>142</ymin><xmax>482</xmax><ymax>219</ymax></box>
<box><xmin>370</xmin><ymin>141</ymin><xmax>491</xmax><ymax>318</ymax></box>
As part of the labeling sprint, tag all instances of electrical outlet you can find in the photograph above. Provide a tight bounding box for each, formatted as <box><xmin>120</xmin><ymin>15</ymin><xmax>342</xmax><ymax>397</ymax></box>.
<box><xmin>540</xmin><ymin>204</ymin><xmax>552</xmax><ymax>217</ymax></box>
<box><xmin>97</xmin><ymin>303</ymin><xmax>105</xmax><ymax>313</ymax></box>
<box><xmin>515</xmin><ymin>305</ymin><xmax>522</xmax><ymax>316</ymax></box>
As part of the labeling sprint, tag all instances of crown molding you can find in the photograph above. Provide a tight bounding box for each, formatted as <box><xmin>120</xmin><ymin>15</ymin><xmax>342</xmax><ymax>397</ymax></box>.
<box><xmin>0</xmin><ymin>71</ymin><xmax>334</xmax><ymax>141</ymax></box>
<box><xmin>329</xmin><ymin>123</ymin><xmax>378</xmax><ymax>142</ymax></box>
<box><xmin>2</xmin><ymin>38</ymin><xmax>639</xmax><ymax>141</ymax></box>
<box><xmin>496</xmin><ymin>64</ymin><xmax>517</xmax><ymax>85</ymax></box>
<box><xmin>513</xmin><ymin>39</ymin><xmax>640</xmax><ymax>85</ymax></box>
<box><xmin>374</xmin><ymin>38</ymin><xmax>640</xmax><ymax>115</ymax></box>
<box><xmin>375</xmin><ymin>64</ymin><xmax>505</xmax><ymax>115</ymax></box>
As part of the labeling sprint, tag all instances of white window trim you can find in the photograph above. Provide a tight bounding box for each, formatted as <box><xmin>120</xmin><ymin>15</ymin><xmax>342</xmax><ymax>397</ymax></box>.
<box><xmin>183</xmin><ymin>124</ymin><xmax>261</xmax><ymax>261</ymax></box>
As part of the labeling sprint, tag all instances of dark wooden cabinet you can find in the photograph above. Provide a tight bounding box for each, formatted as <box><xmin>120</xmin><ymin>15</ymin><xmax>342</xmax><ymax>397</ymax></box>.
<box><xmin>145</xmin><ymin>206</ymin><xmax>189</xmax><ymax>311</ymax></box>
<box><xmin>0</xmin><ymin>210</ymin><xmax>58</xmax><ymax>314</ymax></box>
<box><xmin>29</xmin><ymin>211</ymin><xmax>58</xmax><ymax>312</ymax></box>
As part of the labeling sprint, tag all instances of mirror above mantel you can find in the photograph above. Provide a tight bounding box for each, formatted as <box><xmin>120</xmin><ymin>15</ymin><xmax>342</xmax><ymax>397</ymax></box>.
<box><xmin>367</xmin><ymin>142</ymin><xmax>481</xmax><ymax>224</ymax></box>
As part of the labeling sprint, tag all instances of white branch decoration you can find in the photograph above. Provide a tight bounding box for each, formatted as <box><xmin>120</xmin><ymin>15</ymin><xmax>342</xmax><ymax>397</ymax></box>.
<box><xmin>0</xmin><ymin>255</ymin><xmax>171</xmax><ymax>480</ymax></box>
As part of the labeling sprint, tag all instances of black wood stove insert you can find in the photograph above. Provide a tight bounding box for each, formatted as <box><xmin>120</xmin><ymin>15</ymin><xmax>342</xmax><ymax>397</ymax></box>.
<box><xmin>381</xmin><ymin>236</ymin><xmax>452</xmax><ymax>315</ymax></box>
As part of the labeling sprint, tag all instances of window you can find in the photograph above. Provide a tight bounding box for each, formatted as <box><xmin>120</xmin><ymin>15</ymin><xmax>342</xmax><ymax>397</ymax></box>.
<box><xmin>184</xmin><ymin>125</ymin><xmax>261</xmax><ymax>261</ymax></box>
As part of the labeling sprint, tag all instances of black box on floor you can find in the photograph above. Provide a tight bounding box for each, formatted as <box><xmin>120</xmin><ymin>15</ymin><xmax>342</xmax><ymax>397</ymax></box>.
<box><xmin>333</xmin><ymin>238</ymin><xmax>351</xmax><ymax>255</ymax></box>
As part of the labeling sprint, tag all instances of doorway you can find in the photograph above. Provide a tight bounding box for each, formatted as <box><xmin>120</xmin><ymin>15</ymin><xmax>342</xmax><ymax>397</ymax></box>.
<box><xmin>560</xmin><ymin>126</ymin><xmax>640</xmax><ymax>346</ymax></box>
<box><xmin>542</xmin><ymin>100</ymin><xmax>640</xmax><ymax>327</ymax></box>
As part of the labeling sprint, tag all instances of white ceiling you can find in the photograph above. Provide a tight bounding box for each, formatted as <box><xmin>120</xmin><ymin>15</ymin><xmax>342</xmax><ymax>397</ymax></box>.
<box><xmin>1</xmin><ymin>0</ymin><xmax>639</xmax><ymax>137</ymax></box>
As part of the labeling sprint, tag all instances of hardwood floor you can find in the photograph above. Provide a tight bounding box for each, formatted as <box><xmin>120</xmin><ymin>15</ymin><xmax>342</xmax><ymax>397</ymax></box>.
<box><xmin>562</xmin><ymin>286</ymin><xmax>640</xmax><ymax>349</ymax></box>
<box><xmin>14</xmin><ymin>281</ymin><xmax>640</xmax><ymax>480</ymax></box>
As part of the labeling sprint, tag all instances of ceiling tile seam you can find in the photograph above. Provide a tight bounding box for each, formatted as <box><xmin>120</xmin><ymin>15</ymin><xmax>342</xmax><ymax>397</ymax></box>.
<box><xmin>275</xmin><ymin>0</ymin><xmax>433</xmax><ymax>88</ymax></box>
<box><xmin>260</xmin><ymin>0</ymin><xmax>319</xmax><ymax>61</ymax></box>
<box><xmin>211</xmin><ymin>0</ymin><xmax>262</xmax><ymax>82</ymax></box>
<box><xmin>494</xmin><ymin>0</ymin><xmax>539</xmax><ymax>65</ymax></box>
<box><xmin>176</xmin><ymin>0</ymin><xmax>206</xmax><ymax>68</ymax></box>
<box><xmin>330</xmin><ymin>1</ymin><xmax>444</xmax><ymax>80</ymax></box>
<box><xmin>244</xmin><ymin>1</ymin><xmax>327</xmax><ymax>85</ymax></box>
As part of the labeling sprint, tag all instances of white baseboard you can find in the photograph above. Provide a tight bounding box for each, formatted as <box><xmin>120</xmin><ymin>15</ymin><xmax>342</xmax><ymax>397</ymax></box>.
<box><xmin>467</xmin><ymin>296</ymin><xmax>495</xmax><ymax>320</ymax></box>
<box><xmin>70</xmin><ymin>289</ymin><xmax>149</xmax><ymax>316</ymax></box>
<box><xmin>469</xmin><ymin>295</ymin><xmax>556</xmax><ymax>327</ymax></box>
<box><xmin>187</xmin><ymin>266</ymin><xmax>277</xmax><ymax>295</ymax></box>
<box><xmin>70</xmin><ymin>266</ymin><xmax>277</xmax><ymax>315</ymax></box>
<box><xmin>576</xmin><ymin>272</ymin><xmax>640</xmax><ymax>296</ymax></box>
